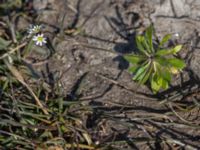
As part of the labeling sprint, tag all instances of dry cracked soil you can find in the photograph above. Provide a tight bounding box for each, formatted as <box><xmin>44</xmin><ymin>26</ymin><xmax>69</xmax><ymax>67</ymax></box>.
<box><xmin>15</xmin><ymin>0</ymin><xmax>200</xmax><ymax>149</ymax></box>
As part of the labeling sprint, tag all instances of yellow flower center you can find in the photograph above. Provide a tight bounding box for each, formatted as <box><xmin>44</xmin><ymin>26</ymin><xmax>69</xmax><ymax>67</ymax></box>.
<box><xmin>37</xmin><ymin>36</ymin><xmax>43</xmax><ymax>42</ymax></box>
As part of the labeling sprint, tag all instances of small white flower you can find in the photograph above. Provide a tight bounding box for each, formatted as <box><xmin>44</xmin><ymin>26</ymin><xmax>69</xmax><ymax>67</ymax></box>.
<box><xmin>32</xmin><ymin>34</ymin><xmax>47</xmax><ymax>46</ymax></box>
<box><xmin>27</xmin><ymin>25</ymin><xmax>42</xmax><ymax>35</ymax></box>
<box><xmin>32</xmin><ymin>25</ymin><xmax>42</xmax><ymax>33</ymax></box>
<box><xmin>174</xmin><ymin>33</ymin><xmax>179</xmax><ymax>37</ymax></box>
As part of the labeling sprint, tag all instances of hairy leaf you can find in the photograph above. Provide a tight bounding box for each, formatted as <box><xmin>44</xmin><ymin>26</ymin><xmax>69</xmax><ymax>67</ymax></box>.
<box><xmin>132</xmin><ymin>63</ymin><xmax>148</xmax><ymax>81</ymax></box>
<box><xmin>124</xmin><ymin>54</ymin><xmax>145</xmax><ymax>64</ymax></box>
<box><xmin>156</xmin><ymin>45</ymin><xmax>182</xmax><ymax>56</ymax></box>
<box><xmin>145</xmin><ymin>25</ymin><xmax>154</xmax><ymax>52</ymax></box>
<box><xmin>155</xmin><ymin>62</ymin><xmax>171</xmax><ymax>82</ymax></box>
<box><xmin>139</xmin><ymin>64</ymin><xmax>153</xmax><ymax>84</ymax></box>
<box><xmin>159</xmin><ymin>34</ymin><xmax>171</xmax><ymax>47</ymax></box>
<box><xmin>136</xmin><ymin>35</ymin><xmax>149</xmax><ymax>56</ymax></box>
<box><xmin>151</xmin><ymin>73</ymin><xmax>161</xmax><ymax>92</ymax></box>
<box><xmin>168</xmin><ymin>58</ymin><xmax>186</xmax><ymax>69</ymax></box>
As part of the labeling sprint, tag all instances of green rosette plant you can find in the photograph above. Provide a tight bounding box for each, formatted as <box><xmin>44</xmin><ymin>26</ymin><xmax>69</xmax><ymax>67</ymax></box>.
<box><xmin>124</xmin><ymin>25</ymin><xmax>186</xmax><ymax>93</ymax></box>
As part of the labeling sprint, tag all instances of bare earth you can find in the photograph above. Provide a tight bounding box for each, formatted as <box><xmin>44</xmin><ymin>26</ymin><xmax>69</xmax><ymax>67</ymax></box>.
<box><xmin>17</xmin><ymin>0</ymin><xmax>200</xmax><ymax>149</ymax></box>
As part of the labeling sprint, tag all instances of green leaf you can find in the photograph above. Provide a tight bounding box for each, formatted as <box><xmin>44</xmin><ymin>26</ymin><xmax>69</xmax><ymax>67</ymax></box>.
<box><xmin>139</xmin><ymin>64</ymin><xmax>153</xmax><ymax>84</ymax></box>
<box><xmin>159</xmin><ymin>34</ymin><xmax>171</xmax><ymax>47</ymax></box>
<box><xmin>155</xmin><ymin>62</ymin><xmax>171</xmax><ymax>82</ymax></box>
<box><xmin>128</xmin><ymin>65</ymin><xmax>139</xmax><ymax>73</ymax></box>
<box><xmin>173</xmin><ymin>45</ymin><xmax>182</xmax><ymax>53</ymax></box>
<box><xmin>124</xmin><ymin>54</ymin><xmax>145</xmax><ymax>64</ymax></box>
<box><xmin>150</xmin><ymin>70</ymin><xmax>169</xmax><ymax>92</ymax></box>
<box><xmin>161</xmin><ymin>68</ymin><xmax>171</xmax><ymax>82</ymax></box>
<box><xmin>156</xmin><ymin>45</ymin><xmax>182</xmax><ymax>56</ymax></box>
<box><xmin>167</xmin><ymin>58</ymin><xmax>186</xmax><ymax>69</ymax></box>
<box><xmin>155</xmin><ymin>57</ymin><xmax>168</xmax><ymax>66</ymax></box>
<box><xmin>150</xmin><ymin>73</ymin><xmax>161</xmax><ymax>92</ymax></box>
<box><xmin>156</xmin><ymin>75</ymin><xmax>169</xmax><ymax>90</ymax></box>
<box><xmin>0</xmin><ymin>37</ymin><xmax>11</xmax><ymax>50</ymax></box>
<box><xmin>143</xmin><ymin>38</ymin><xmax>151</xmax><ymax>53</ymax></box>
<box><xmin>156</xmin><ymin>49</ymin><xmax>172</xmax><ymax>56</ymax></box>
<box><xmin>132</xmin><ymin>63</ymin><xmax>148</xmax><ymax>81</ymax></box>
<box><xmin>161</xmin><ymin>79</ymin><xmax>169</xmax><ymax>89</ymax></box>
<box><xmin>132</xmin><ymin>67</ymin><xmax>145</xmax><ymax>81</ymax></box>
<box><xmin>136</xmin><ymin>35</ymin><xmax>149</xmax><ymax>56</ymax></box>
<box><xmin>145</xmin><ymin>25</ymin><xmax>154</xmax><ymax>52</ymax></box>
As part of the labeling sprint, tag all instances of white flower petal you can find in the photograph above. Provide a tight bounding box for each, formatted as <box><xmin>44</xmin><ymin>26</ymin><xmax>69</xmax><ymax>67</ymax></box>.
<box><xmin>32</xmin><ymin>36</ymin><xmax>38</xmax><ymax>41</ymax></box>
<box><xmin>36</xmin><ymin>41</ymin><xmax>40</xmax><ymax>45</ymax></box>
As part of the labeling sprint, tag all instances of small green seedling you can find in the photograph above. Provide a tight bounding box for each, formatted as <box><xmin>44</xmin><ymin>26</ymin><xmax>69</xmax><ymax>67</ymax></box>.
<box><xmin>124</xmin><ymin>25</ymin><xmax>186</xmax><ymax>93</ymax></box>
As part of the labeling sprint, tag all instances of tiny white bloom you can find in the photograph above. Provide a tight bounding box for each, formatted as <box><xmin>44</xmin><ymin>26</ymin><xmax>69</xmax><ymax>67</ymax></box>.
<box><xmin>27</xmin><ymin>25</ymin><xmax>42</xmax><ymax>35</ymax></box>
<box><xmin>32</xmin><ymin>25</ymin><xmax>42</xmax><ymax>33</ymax></box>
<box><xmin>174</xmin><ymin>33</ymin><xmax>179</xmax><ymax>37</ymax></box>
<box><xmin>32</xmin><ymin>34</ymin><xmax>47</xmax><ymax>46</ymax></box>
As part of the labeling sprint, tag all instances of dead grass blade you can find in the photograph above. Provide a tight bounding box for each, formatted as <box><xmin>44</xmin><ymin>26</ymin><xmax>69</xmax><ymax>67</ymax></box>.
<box><xmin>4</xmin><ymin>59</ymin><xmax>49</xmax><ymax>115</ymax></box>
<box><xmin>0</xmin><ymin>42</ymin><xmax>27</xmax><ymax>60</ymax></box>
